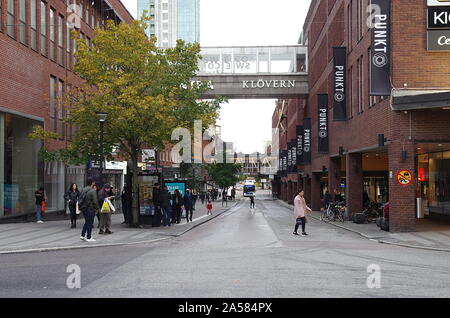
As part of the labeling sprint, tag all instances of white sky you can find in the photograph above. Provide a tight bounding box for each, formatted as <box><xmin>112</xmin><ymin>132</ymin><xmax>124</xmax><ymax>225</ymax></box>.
<box><xmin>121</xmin><ymin>0</ymin><xmax>311</xmax><ymax>153</ymax></box>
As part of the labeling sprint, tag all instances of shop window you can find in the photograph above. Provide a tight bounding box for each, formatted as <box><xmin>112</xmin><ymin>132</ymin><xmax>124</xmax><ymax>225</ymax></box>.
<box><xmin>0</xmin><ymin>113</ymin><xmax>44</xmax><ymax>218</ymax></box>
<box><xmin>57</xmin><ymin>80</ymin><xmax>64</xmax><ymax>139</ymax></box>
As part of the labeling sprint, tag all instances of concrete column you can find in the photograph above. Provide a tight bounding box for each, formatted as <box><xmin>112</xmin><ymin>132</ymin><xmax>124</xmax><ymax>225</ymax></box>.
<box><xmin>328</xmin><ymin>157</ymin><xmax>341</xmax><ymax>194</ymax></box>
<box><xmin>311</xmin><ymin>172</ymin><xmax>322</xmax><ymax>211</ymax></box>
<box><xmin>346</xmin><ymin>153</ymin><xmax>363</xmax><ymax>215</ymax></box>
<box><xmin>388</xmin><ymin>140</ymin><xmax>416</xmax><ymax>232</ymax></box>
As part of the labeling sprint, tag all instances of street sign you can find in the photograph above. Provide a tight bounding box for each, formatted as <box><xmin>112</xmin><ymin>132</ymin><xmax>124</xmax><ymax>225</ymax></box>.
<box><xmin>396</xmin><ymin>170</ymin><xmax>413</xmax><ymax>186</ymax></box>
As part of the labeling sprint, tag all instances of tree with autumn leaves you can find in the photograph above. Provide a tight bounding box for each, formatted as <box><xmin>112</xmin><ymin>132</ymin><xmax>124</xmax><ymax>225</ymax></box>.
<box><xmin>30</xmin><ymin>17</ymin><xmax>223</xmax><ymax>227</ymax></box>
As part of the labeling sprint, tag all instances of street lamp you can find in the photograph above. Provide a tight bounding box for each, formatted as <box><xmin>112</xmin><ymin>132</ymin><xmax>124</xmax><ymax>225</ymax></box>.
<box><xmin>96</xmin><ymin>112</ymin><xmax>108</xmax><ymax>182</ymax></box>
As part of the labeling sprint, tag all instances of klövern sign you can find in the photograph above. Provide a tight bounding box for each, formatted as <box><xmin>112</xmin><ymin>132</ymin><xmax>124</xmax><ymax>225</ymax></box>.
<box><xmin>242</xmin><ymin>79</ymin><xmax>296</xmax><ymax>89</ymax></box>
<box><xmin>370</xmin><ymin>0</ymin><xmax>391</xmax><ymax>96</ymax></box>
<box><xmin>428</xmin><ymin>6</ymin><xmax>450</xmax><ymax>28</ymax></box>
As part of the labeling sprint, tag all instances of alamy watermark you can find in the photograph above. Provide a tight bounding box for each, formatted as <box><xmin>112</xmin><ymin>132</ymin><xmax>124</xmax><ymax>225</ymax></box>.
<box><xmin>66</xmin><ymin>264</ymin><xmax>81</xmax><ymax>289</ymax></box>
<box><xmin>366</xmin><ymin>264</ymin><xmax>381</xmax><ymax>289</ymax></box>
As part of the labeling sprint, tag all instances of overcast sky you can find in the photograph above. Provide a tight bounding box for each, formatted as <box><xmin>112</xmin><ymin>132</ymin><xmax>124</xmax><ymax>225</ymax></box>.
<box><xmin>121</xmin><ymin>0</ymin><xmax>311</xmax><ymax>153</ymax></box>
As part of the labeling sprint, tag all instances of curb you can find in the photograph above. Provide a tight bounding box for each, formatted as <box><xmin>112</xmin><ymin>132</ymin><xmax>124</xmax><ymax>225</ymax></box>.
<box><xmin>275</xmin><ymin>199</ymin><xmax>450</xmax><ymax>253</ymax></box>
<box><xmin>0</xmin><ymin>200</ymin><xmax>241</xmax><ymax>255</ymax></box>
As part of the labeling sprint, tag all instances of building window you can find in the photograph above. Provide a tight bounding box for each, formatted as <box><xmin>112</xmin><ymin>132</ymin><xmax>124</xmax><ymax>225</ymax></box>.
<box><xmin>31</xmin><ymin>0</ymin><xmax>38</xmax><ymax>51</ymax></box>
<box><xmin>19</xmin><ymin>0</ymin><xmax>26</xmax><ymax>44</ymax></box>
<box><xmin>358</xmin><ymin>56</ymin><xmax>364</xmax><ymax>113</ymax></box>
<box><xmin>80</xmin><ymin>0</ymin><xmax>84</xmax><ymax>21</ymax></box>
<box><xmin>66</xmin><ymin>21</ymin><xmax>71</xmax><ymax>69</ymax></box>
<box><xmin>49</xmin><ymin>8</ymin><xmax>55</xmax><ymax>61</ymax></box>
<box><xmin>50</xmin><ymin>76</ymin><xmax>56</xmax><ymax>132</ymax></box>
<box><xmin>85</xmin><ymin>0</ymin><xmax>89</xmax><ymax>24</ymax></box>
<box><xmin>41</xmin><ymin>1</ymin><xmax>47</xmax><ymax>56</ymax></box>
<box><xmin>348</xmin><ymin>66</ymin><xmax>353</xmax><ymax>118</ymax></box>
<box><xmin>58</xmin><ymin>15</ymin><xmax>64</xmax><ymax>65</ymax></box>
<box><xmin>347</xmin><ymin>2</ymin><xmax>351</xmax><ymax>50</ymax></box>
<box><xmin>7</xmin><ymin>0</ymin><xmax>14</xmax><ymax>38</ymax></box>
<box><xmin>58</xmin><ymin>80</ymin><xmax>64</xmax><ymax>138</ymax></box>
<box><xmin>91</xmin><ymin>1</ymin><xmax>95</xmax><ymax>27</ymax></box>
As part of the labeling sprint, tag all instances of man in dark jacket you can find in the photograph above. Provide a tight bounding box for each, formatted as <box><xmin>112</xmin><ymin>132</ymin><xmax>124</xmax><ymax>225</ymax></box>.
<box><xmin>79</xmin><ymin>178</ymin><xmax>99</xmax><ymax>242</ymax></box>
<box><xmin>152</xmin><ymin>183</ymin><xmax>162</xmax><ymax>226</ymax></box>
<box><xmin>183</xmin><ymin>189</ymin><xmax>194</xmax><ymax>223</ymax></box>
<box><xmin>160</xmin><ymin>186</ymin><xmax>171</xmax><ymax>226</ymax></box>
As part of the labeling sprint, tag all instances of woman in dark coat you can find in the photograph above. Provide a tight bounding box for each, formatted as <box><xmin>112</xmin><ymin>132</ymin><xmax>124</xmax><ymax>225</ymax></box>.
<box><xmin>171</xmin><ymin>189</ymin><xmax>183</xmax><ymax>224</ymax></box>
<box><xmin>64</xmin><ymin>183</ymin><xmax>80</xmax><ymax>228</ymax></box>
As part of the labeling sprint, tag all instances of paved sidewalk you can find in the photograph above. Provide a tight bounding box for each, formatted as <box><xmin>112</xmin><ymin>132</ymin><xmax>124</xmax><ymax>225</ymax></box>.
<box><xmin>0</xmin><ymin>198</ymin><xmax>240</xmax><ymax>254</ymax></box>
<box><xmin>276</xmin><ymin>199</ymin><xmax>450</xmax><ymax>252</ymax></box>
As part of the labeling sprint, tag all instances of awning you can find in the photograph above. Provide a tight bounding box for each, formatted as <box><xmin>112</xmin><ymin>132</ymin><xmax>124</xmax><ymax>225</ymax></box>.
<box><xmin>392</xmin><ymin>89</ymin><xmax>450</xmax><ymax>111</ymax></box>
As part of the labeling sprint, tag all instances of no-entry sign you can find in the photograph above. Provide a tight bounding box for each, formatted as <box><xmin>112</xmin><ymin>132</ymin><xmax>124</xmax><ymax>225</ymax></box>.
<box><xmin>396</xmin><ymin>170</ymin><xmax>413</xmax><ymax>186</ymax></box>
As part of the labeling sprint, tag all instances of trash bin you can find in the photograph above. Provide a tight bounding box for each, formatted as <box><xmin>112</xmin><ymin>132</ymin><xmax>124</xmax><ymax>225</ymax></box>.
<box><xmin>416</xmin><ymin>198</ymin><xmax>424</xmax><ymax>219</ymax></box>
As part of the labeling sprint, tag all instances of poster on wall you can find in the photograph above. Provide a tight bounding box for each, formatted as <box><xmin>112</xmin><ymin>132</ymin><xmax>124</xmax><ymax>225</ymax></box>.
<box><xmin>4</xmin><ymin>184</ymin><xmax>19</xmax><ymax>215</ymax></box>
<box><xmin>333</xmin><ymin>47</ymin><xmax>347</xmax><ymax>120</ymax></box>
<box><xmin>296</xmin><ymin>125</ymin><xmax>304</xmax><ymax>165</ymax></box>
<box><xmin>303</xmin><ymin>118</ymin><xmax>312</xmax><ymax>164</ymax></box>
<box><xmin>370</xmin><ymin>0</ymin><xmax>391</xmax><ymax>96</ymax></box>
<box><xmin>318</xmin><ymin>94</ymin><xmax>329</xmax><ymax>154</ymax></box>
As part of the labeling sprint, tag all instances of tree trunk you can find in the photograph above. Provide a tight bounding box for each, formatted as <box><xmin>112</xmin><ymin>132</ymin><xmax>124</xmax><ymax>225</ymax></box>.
<box><xmin>131</xmin><ymin>151</ymin><xmax>140</xmax><ymax>227</ymax></box>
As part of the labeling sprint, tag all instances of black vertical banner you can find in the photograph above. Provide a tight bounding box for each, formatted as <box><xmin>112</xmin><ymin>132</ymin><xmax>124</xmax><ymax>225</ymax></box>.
<box><xmin>287</xmin><ymin>144</ymin><xmax>292</xmax><ymax>172</ymax></box>
<box><xmin>318</xmin><ymin>94</ymin><xmax>329</xmax><ymax>154</ymax></box>
<box><xmin>333</xmin><ymin>47</ymin><xmax>347</xmax><ymax>120</ymax></box>
<box><xmin>303</xmin><ymin>118</ymin><xmax>311</xmax><ymax>164</ymax></box>
<box><xmin>296</xmin><ymin>126</ymin><xmax>304</xmax><ymax>165</ymax></box>
<box><xmin>370</xmin><ymin>0</ymin><xmax>391</xmax><ymax>96</ymax></box>
<box><xmin>290</xmin><ymin>140</ymin><xmax>297</xmax><ymax>172</ymax></box>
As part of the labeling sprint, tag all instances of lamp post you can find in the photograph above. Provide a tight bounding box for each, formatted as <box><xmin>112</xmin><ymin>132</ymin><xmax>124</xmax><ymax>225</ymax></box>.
<box><xmin>96</xmin><ymin>112</ymin><xmax>108</xmax><ymax>184</ymax></box>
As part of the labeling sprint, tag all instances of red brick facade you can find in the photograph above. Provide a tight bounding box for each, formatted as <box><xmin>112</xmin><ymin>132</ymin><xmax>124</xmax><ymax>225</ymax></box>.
<box><xmin>274</xmin><ymin>0</ymin><xmax>450</xmax><ymax>232</ymax></box>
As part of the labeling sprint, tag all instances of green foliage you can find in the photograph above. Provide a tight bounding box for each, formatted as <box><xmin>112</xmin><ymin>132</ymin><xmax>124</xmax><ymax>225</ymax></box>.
<box><xmin>206</xmin><ymin>163</ymin><xmax>242</xmax><ymax>189</ymax></box>
<box><xmin>30</xmin><ymin>15</ymin><xmax>222</xmax><ymax>164</ymax></box>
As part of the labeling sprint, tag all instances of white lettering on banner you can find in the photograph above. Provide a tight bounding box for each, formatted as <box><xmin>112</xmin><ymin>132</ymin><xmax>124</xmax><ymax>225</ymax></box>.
<box><xmin>335</xmin><ymin>65</ymin><xmax>345</xmax><ymax>101</ymax></box>
<box><xmin>319</xmin><ymin>109</ymin><xmax>328</xmax><ymax>138</ymax></box>
<box><xmin>304</xmin><ymin>129</ymin><xmax>311</xmax><ymax>152</ymax></box>
<box><xmin>438</xmin><ymin>35</ymin><xmax>450</xmax><ymax>45</ymax></box>
<box><xmin>242</xmin><ymin>79</ymin><xmax>296</xmax><ymax>89</ymax></box>
<box><xmin>373</xmin><ymin>14</ymin><xmax>389</xmax><ymax>68</ymax></box>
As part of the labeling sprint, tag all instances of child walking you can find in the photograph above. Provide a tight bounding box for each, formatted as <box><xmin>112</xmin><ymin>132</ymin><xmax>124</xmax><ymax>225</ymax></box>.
<box><xmin>206</xmin><ymin>200</ymin><xmax>213</xmax><ymax>215</ymax></box>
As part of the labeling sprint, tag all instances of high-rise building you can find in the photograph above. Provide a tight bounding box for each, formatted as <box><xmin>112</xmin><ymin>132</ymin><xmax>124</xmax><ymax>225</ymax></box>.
<box><xmin>137</xmin><ymin>0</ymin><xmax>200</xmax><ymax>47</ymax></box>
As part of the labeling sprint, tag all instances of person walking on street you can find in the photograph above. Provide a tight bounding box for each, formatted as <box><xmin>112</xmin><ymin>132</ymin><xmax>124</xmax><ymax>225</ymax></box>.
<box><xmin>79</xmin><ymin>179</ymin><xmax>99</xmax><ymax>242</ymax></box>
<box><xmin>200</xmin><ymin>192</ymin><xmax>205</xmax><ymax>205</ymax></box>
<box><xmin>172</xmin><ymin>189</ymin><xmax>183</xmax><ymax>224</ymax></box>
<box><xmin>293</xmin><ymin>189</ymin><xmax>312</xmax><ymax>237</ymax></box>
<box><xmin>35</xmin><ymin>187</ymin><xmax>46</xmax><ymax>223</ymax></box>
<box><xmin>161</xmin><ymin>186</ymin><xmax>171</xmax><ymax>226</ymax></box>
<box><xmin>206</xmin><ymin>200</ymin><xmax>213</xmax><ymax>215</ymax></box>
<box><xmin>152</xmin><ymin>183</ymin><xmax>162</xmax><ymax>226</ymax></box>
<box><xmin>65</xmin><ymin>183</ymin><xmax>80</xmax><ymax>228</ymax></box>
<box><xmin>121</xmin><ymin>185</ymin><xmax>130</xmax><ymax>224</ymax></box>
<box><xmin>98</xmin><ymin>184</ymin><xmax>115</xmax><ymax>234</ymax></box>
<box><xmin>192</xmin><ymin>191</ymin><xmax>198</xmax><ymax>211</ymax></box>
<box><xmin>250</xmin><ymin>195</ymin><xmax>255</xmax><ymax>209</ymax></box>
<box><xmin>184</xmin><ymin>189</ymin><xmax>194</xmax><ymax>223</ymax></box>
<box><xmin>334</xmin><ymin>188</ymin><xmax>343</xmax><ymax>203</ymax></box>
<box><xmin>231</xmin><ymin>187</ymin><xmax>236</xmax><ymax>201</ymax></box>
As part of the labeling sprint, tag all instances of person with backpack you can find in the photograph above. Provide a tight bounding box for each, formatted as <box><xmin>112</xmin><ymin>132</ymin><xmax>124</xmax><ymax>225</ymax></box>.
<box><xmin>171</xmin><ymin>189</ymin><xmax>183</xmax><ymax>224</ymax></box>
<box><xmin>79</xmin><ymin>178</ymin><xmax>99</xmax><ymax>242</ymax></box>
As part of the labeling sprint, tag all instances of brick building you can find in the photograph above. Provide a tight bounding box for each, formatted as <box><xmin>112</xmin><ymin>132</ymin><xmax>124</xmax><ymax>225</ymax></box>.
<box><xmin>0</xmin><ymin>0</ymin><xmax>133</xmax><ymax>219</ymax></box>
<box><xmin>274</xmin><ymin>0</ymin><xmax>450</xmax><ymax>232</ymax></box>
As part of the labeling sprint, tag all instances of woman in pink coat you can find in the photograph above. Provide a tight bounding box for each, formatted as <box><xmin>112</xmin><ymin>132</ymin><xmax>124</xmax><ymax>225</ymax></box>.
<box><xmin>293</xmin><ymin>189</ymin><xmax>312</xmax><ymax>236</ymax></box>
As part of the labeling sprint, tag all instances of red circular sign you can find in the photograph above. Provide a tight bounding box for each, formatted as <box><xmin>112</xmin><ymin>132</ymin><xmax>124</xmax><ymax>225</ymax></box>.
<box><xmin>396</xmin><ymin>170</ymin><xmax>413</xmax><ymax>186</ymax></box>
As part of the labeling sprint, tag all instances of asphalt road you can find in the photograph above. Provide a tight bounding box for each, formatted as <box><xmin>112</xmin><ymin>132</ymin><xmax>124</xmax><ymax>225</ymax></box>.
<box><xmin>1</xmin><ymin>191</ymin><xmax>449</xmax><ymax>298</ymax></box>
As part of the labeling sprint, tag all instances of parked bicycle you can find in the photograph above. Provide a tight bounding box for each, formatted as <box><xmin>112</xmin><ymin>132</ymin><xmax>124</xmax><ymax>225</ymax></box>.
<box><xmin>320</xmin><ymin>201</ymin><xmax>346</xmax><ymax>222</ymax></box>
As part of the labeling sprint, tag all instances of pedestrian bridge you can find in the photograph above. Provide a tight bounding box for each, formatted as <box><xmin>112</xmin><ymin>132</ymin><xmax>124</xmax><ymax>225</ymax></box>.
<box><xmin>193</xmin><ymin>45</ymin><xmax>308</xmax><ymax>99</ymax></box>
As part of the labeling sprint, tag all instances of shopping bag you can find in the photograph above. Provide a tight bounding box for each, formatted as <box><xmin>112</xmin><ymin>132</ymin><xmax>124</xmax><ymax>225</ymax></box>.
<box><xmin>106</xmin><ymin>198</ymin><xmax>116</xmax><ymax>213</ymax></box>
<box><xmin>101</xmin><ymin>201</ymin><xmax>111</xmax><ymax>213</ymax></box>
<box><xmin>75</xmin><ymin>201</ymin><xmax>80</xmax><ymax>215</ymax></box>
<box><xmin>66</xmin><ymin>202</ymin><xmax>70</xmax><ymax>215</ymax></box>
<box><xmin>40</xmin><ymin>201</ymin><xmax>46</xmax><ymax>213</ymax></box>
